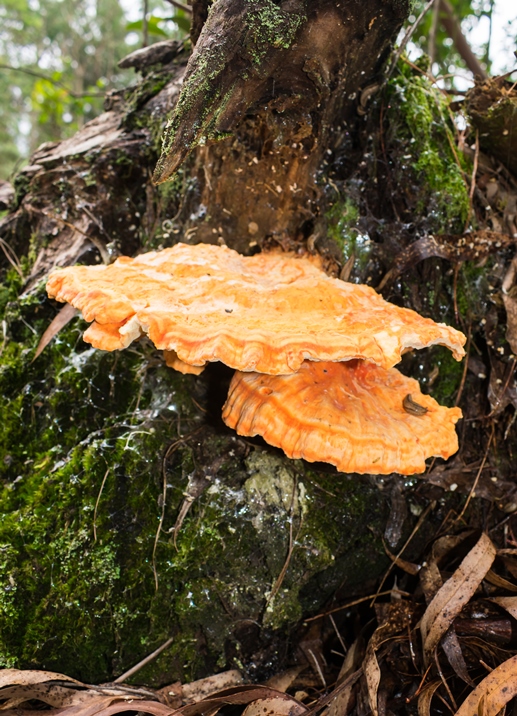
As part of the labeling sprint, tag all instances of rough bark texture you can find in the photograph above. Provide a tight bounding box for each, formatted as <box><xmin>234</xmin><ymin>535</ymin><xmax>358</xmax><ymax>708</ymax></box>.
<box><xmin>467</xmin><ymin>76</ymin><xmax>517</xmax><ymax>177</ymax></box>
<box><xmin>154</xmin><ymin>0</ymin><xmax>409</xmax><ymax>251</ymax></box>
<box><xmin>0</xmin><ymin>0</ymin><xmax>414</xmax><ymax>683</ymax></box>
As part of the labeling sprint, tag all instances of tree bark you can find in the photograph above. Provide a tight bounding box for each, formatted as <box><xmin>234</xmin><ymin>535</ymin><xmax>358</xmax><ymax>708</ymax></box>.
<box><xmin>2</xmin><ymin>0</ymin><xmax>409</xmax><ymax>280</ymax></box>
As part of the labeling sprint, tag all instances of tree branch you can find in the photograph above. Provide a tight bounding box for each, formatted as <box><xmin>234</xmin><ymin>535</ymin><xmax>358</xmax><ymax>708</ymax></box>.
<box><xmin>0</xmin><ymin>63</ymin><xmax>105</xmax><ymax>98</ymax></box>
<box><xmin>163</xmin><ymin>0</ymin><xmax>193</xmax><ymax>15</ymax></box>
<box><xmin>439</xmin><ymin>0</ymin><xmax>488</xmax><ymax>79</ymax></box>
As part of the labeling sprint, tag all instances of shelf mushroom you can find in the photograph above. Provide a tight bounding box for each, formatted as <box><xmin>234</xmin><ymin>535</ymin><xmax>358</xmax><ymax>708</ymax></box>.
<box><xmin>47</xmin><ymin>242</ymin><xmax>465</xmax><ymax>374</ymax></box>
<box><xmin>222</xmin><ymin>360</ymin><xmax>462</xmax><ymax>476</ymax></box>
<box><xmin>46</xmin><ymin>242</ymin><xmax>466</xmax><ymax>475</ymax></box>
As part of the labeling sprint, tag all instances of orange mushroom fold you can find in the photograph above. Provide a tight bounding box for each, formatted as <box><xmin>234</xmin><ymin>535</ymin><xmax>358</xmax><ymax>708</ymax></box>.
<box><xmin>222</xmin><ymin>360</ymin><xmax>462</xmax><ymax>475</ymax></box>
<box><xmin>46</xmin><ymin>243</ymin><xmax>466</xmax><ymax>374</ymax></box>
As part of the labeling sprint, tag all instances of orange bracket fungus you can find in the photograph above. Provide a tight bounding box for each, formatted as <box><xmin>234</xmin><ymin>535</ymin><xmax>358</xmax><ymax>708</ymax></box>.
<box><xmin>47</xmin><ymin>243</ymin><xmax>465</xmax><ymax>374</ymax></box>
<box><xmin>46</xmin><ymin>242</ymin><xmax>466</xmax><ymax>475</ymax></box>
<box><xmin>222</xmin><ymin>360</ymin><xmax>463</xmax><ymax>476</ymax></box>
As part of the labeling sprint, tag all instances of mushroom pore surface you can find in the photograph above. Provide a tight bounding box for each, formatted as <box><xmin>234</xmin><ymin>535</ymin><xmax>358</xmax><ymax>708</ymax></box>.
<box><xmin>222</xmin><ymin>360</ymin><xmax>462</xmax><ymax>475</ymax></box>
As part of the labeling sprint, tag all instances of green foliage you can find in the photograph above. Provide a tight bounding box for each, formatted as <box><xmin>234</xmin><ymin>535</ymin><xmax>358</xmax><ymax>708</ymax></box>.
<box><xmin>0</xmin><ymin>0</ymin><xmax>193</xmax><ymax>179</ymax></box>
<box><xmin>0</xmin><ymin>0</ymin><xmax>130</xmax><ymax>178</ymax></box>
<box><xmin>127</xmin><ymin>12</ymin><xmax>191</xmax><ymax>39</ymax></box>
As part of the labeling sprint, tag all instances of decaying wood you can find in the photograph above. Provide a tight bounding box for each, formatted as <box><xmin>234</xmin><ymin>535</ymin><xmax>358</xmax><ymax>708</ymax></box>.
<box><xmin>0</xmin><ymin>0</ymin><xmax>410</xmax><ymax>285</ymax></box>
<box><xmin>154</xmin><ymin>0</ymin><xmax>410</xmax><ymax>249</ymax></box>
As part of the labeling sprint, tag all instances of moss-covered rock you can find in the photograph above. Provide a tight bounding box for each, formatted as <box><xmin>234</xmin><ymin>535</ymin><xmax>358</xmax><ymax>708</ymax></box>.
<box><xmin>0</xmin><ymin>281</ymin><xmax>389</xmax><ymax>685</ymax></box>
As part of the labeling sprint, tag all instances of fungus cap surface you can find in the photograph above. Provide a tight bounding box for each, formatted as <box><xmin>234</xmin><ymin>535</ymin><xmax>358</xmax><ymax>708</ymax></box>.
<box><xmin>46</xmin><ymin>243</ymin><xmax>466</xmax><ymax>374</ymax></box>
<box><xmin>222</xmin><ymin>360</ymin><xmax>462</xmax><ymax>475</ymax></box>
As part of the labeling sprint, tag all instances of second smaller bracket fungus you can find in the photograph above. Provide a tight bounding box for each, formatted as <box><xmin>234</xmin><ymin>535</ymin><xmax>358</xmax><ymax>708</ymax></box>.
<box><xmin>46</xmin><ymin>243</ymin><xmax>466</xmax><ymax>375</ymax></box>
<box><xmin>222</xmin><ymin>360</ymin><xmax>462</xmax><ymax>476</ymax></box>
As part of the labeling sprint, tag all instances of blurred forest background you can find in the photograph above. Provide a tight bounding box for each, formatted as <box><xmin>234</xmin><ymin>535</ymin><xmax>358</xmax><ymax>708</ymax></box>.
<box><xmin>0</xmin><ymin>0</ymin><xmax>192</xmax><ymax>180</ymax></box>
<box><xmin>0</xmin><ymin>0</ymin><xmax>516</xmax><ymax>184</ymax></box>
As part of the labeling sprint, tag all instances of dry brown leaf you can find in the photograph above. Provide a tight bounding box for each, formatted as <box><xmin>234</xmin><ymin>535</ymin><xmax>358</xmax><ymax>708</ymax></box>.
<box><xmin>489</xmin><ymin>596</ymin><xmax>517</xmax><ymax>620</ymax></box>
<box><xmin>417</xmin><ymin>681</ymin><xmax>442</xmax><ymax>716</ymax></box>
<box><xmin>440</xmin><ymin>629</ymin><xmax>475</xmax><ymax>686</ymax></box>
<box><xmin>383</xmin><ymin>540</ymin><xmax>420</xmax><ymax>575</ymax></box>
<box><xmin>364</xmin><ymin>602</ymin><xmax>412</xmax><ymax>716</ymax></box>
<box><xmin>156</xmin><ymin>670</ymin><xmax>245</xmax><ymax>710</ymax></box>
<box><xmin>241</xmin><ymin>696</ymin><xmax>307</xmax><ymax>716</ymax></box>
<box><xmin>454</xmin><ymin>654</ymin><xmax>517</xmax><ymax>716</ymax></box>
<box><xmin>182</xmin><ymin>671</ymin><xmax>244</xmax><ymax>703</ymax></box>
<box><xmin>502</xmin><ymin>256</ymin><xmax>517</xmax><ymax>355</ymax></box>
<box><xmin>0</xmin><ymin>669</ymin><xmax>147</xmax><ymax>712</ymax></box>
<box><xmin>32</xmin><ymin>304</ymin><xmax>78</xmax><ymax>362</ymax></box>
<box><xmin>484</xmin><ymin>569</ymin><xmax>517</xmax><ymax>593</ymax></box>
<box><xmin>327</xmin><ymin>686</ymin><xmax>353</xmax><ymax>716</ymax></box>
<box><xmin>419</xmin><ymin>534</ymin><xmax>469</xmax><ymax>603</ymax></box>
<box><xmin>177</xmin><ymin>686</ymin><xmax>307</xmax><ymax>716</ymax></box>
<box><xmin>265</xmin><ymin>668</ymin><xmax>305</xmax><ymax>694</ymax></box>
<box><xmin>364</xmin><ymin>644</ymin><xmax>381</xmax><ymax>716</ymax></box>
<box><xmin>329</xmin><ymin>637</ymin><xmax>364</xmax><ymax>716</ymax></box>
<box><xmin>66</xmin><ymin>701</ymin><xmax>173</xmax><ymax>716</ymax></box>
<box><xmin>0</xmin><ymin>669</ymin><xmax>81</xmax><ymax>689</ymax></box>
<box><xmin>337</xmin><ymin>636</ymin><xmax>364</xmax><ymax>686</ymax></box>
<box><xmin>419</xmin><ymin>560</ymin><xmax>443</xmax><ymax>604</ymax></box>
<box><xmin>420</xmin><ymin>532</ymin><xmax>496</xmax><ymax>664</ymax></box>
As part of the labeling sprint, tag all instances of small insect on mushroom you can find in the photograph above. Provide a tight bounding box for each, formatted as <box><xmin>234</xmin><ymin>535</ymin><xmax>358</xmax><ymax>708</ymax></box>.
<box><xmin>403</xmin><ymin>394</ymin><xmax>429</xmax><ymax>416</ymax></box>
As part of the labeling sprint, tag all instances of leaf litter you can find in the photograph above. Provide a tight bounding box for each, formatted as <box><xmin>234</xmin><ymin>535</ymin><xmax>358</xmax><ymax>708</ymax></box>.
<box><xmin>7</xmin><ymin>523</ymin><xmax>517</xmax><ymax>716</ymax></box>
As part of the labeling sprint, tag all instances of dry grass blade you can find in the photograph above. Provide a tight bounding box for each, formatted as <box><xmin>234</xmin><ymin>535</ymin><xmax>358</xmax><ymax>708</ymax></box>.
<box><xmin>454</xmin><ymin>654</ymin><xmax>517</xmax><ymax>716</ymax></box>
<box><xmin>0</xmin><ymin>237</ymin><xmax>23</xmax><ymax>278</ymax></box>
<box><xmin>113</xmin><ymin>637</ymin><xmax>174</xmax><ymax>683</ymax></box>
<box><xmin>32</xmin><ymin>304</ymin><xmax>78</xmax><ymax>362</ymax></box>
<box><xmin>420</xmin><ymin>532</ymin><xmax>496</xmax><ymax>664</ymax></box>
<box><xmin>417</xmin><ymin>680</ymin><xmax>442</xmax><ymax>716</ymax></box>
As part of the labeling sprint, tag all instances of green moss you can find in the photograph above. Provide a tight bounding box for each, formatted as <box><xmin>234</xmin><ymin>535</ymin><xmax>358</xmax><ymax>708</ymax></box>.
<box><xmin>456</xmin><ymin>260</ymin><xmax>491</xmax><ymax>321</ymax></box>
<box><xmin>123</xmin><ymin>72</ymin><xmax>170</xmax><ymax>117</ymax></box>
<box><xmin>245</xmin><ymin>0</ymin><xmax>306</xmax><ymax>65</ymax></box>
<box><xmin>387</xmin><ymin>61</ymin><xmax>470</xmax><ymax>232</ymax></box>
<box><xmin>13</xmin><ymin>172</ymin><xmax>31</xmax><ymax>208</ymax></box>
<box><xmin>427</xmin><ymin>346</ymin><xmax>465</xmax><ymax>407</ymax></box>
